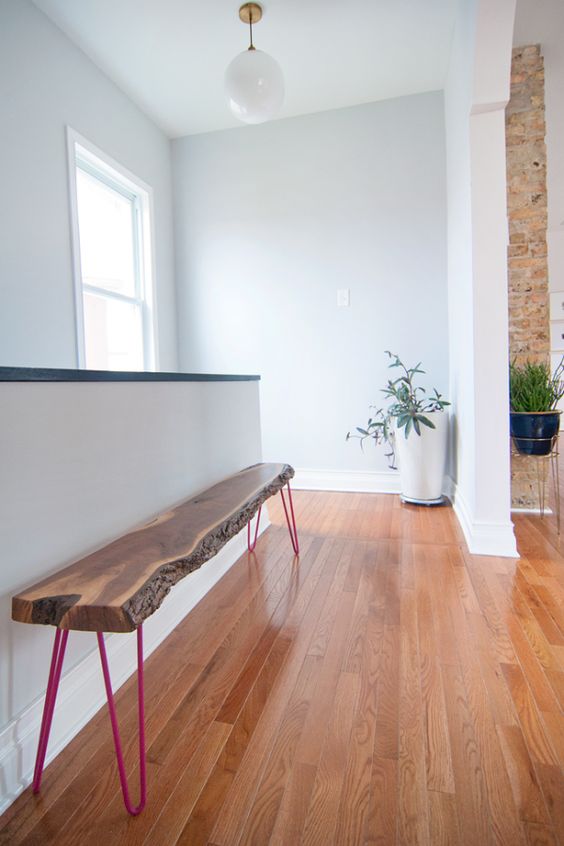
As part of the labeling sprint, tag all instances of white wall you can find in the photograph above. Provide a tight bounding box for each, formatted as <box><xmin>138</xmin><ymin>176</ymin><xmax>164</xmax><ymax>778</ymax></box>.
<box><xmin>173</xmin><ymin>93</ymin><xmax>448</xmax><ymax>484</ymax></box>
<box><xmin>0</xmin><ymin>377</ymin><xmax>262</xmax><ymax>811</ymax></box>
<box><xmin>444</xmin><ymin>0</ymin><xmax>517</xmax><ymax>555</ymax></box>
<box><xmin>0</xmin><ymin>0</ymin><xmax>178</xmax><ymax>370</ymax></box>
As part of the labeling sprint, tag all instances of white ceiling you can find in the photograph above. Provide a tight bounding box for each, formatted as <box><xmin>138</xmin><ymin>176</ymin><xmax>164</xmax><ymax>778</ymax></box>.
<box><xmin>33</xmin><ymin>0</ymin><xmax>457</xmax><ymax>139</ymax></box>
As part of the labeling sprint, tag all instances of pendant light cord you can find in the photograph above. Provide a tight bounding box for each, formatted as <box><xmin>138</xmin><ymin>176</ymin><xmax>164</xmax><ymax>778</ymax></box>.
<box><xmin>249</xmin><ymin>10</ymin><xmax>255</xmax><ymax>50</ymax></box>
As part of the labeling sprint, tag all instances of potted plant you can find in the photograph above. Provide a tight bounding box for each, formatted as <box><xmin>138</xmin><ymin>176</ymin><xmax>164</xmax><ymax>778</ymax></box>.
<box><xmin>509</xmin><ymin>358</ymin><xmax>564</xmax><ymax>455</ymax></box>
<box><xmin>347</xmin><ymin>352</ymin><xmax>449</xmax><ymax>504</ymax></box>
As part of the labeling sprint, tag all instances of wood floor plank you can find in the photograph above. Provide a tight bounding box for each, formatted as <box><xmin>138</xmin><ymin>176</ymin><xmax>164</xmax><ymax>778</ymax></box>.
<box><xmin>333</xmin><ymin>604</ymin><xmax>382</xmax><ymax>844</ymax></box>
<box><xmin>531</xmin><ymin>605</ymin><xmax>564</xmax><ymax>648</ymax></box>
<box><xmin>141</xmin><ymin>720</ymin><xmax>231</xmax><ymax>846</ymax></box>
<box><xmin>442</xmin><ymin>662</ymin><xmax>492</xmax><ymax>846</ymax></box>
<box><xmin>523</xmin><ymin>822</ymin><xmax>559</xmax><ymax>846</ymax></box>
<box><xmin>545</xmin><ymin>669</ymin><xmax>564</xmax><ymax>709</ymax></box>
<box><xmin>364</xmin><ymin>756</ymin><xmax>398</xmax><ymax>846</ymax></box>
<box><xmin>525</xmin><ymin>823</ymin><xmax>558</xmax><ymax>846</ymax></box>
<box><xmin>397</xmin><ymin>588</ymin><xmax>430</xmax><ymax>846</ymax></box>
<box><xmin>533</xmin><ymin>582</ymin><xmax>564</xmax><ymax>636</ymax></box>
<box><xmin>373</xmin><ymin>622</ymin><xmax>400</xmax><ymax>760</ymax></box>
<box><xmin>457</xmin><ymin>659</ymin><xmax>527</xmax><ymax>846</ymax></box>
<box><xmin>496</xmin><ymin>724</ymin><xmax>552</xmax><ymax>826</ymax></box>
<box><xmin>501</xmin><ymin>663</ymin><xmax>560</xmax><ymax>767</ymax></box>
<box><xmin>234</xmin><ymin>653</ymin><xmax>321</xmax><ymax>845</ymax></box>
<box><xmin>342</xmin><ymin>548</ymin><xmax>375</xmax><ymax>673</ymax></box>
<box><xmin>539</xmin><ymin>710</ymin><xmax>564</xmax><ymax>763</ymax></box>
<box><xmin>427</xmin><ymin>790</ymin><xmax>461</xmax><ymax>846</ymax></box>
<box><xmin>307</xmin><ymin>540</ymin><xmax>350</xmax><ymax>658</ymax></box>
<box><xmin>466</xmin><ymin>611</ymin><xmax>518</xmax><ymax>727</ymax></box>
<box><xmin>415</xmin><ymin>556</ymin><xmax>455</xmax><ymax>794</ymax></box>
<box><xmin>300</xmin><ymin>672</ymin><xmax>360</xmax><ymax>846</ymax></box>
<box><xmin>268</xmin><ymin>762</ymin><xmax>317</xmax><ymax>846</ymax></box>
<box><xmin>534</xmin><ymin>764</ymin><xmax>564</xmax><ymax>845</ymax></box>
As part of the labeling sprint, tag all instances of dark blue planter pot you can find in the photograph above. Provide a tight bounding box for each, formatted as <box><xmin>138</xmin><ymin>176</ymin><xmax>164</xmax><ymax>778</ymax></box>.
<box><xmin>510</xmin><ymin>411</ymin><xmax>561</xmax><ymax>455</ymax></box>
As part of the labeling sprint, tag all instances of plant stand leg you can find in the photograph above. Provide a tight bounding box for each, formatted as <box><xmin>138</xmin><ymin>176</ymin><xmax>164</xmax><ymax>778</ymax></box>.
<box><xmin>33</xmin><ymin>628</ymin><xmax>69</xmax><ymax>793</ymax></box>
<box><xmin>550</xmin><ymin>443</ymin><xmax>561</xmax><ymax>534</ymax></box>
<box><xmin>97</xmin><ymin>627</ymin><xmax>146</xmax><ymax>815</ymax></box>
<box><xmin>536</xmin><ymin>457</ymin><xmax>548</xmax><ymax>518</ymax></box>
<box><xmin>280</xmin><ymin>481</ymin><xmax>300</xmax><ymax>555</ymax></box>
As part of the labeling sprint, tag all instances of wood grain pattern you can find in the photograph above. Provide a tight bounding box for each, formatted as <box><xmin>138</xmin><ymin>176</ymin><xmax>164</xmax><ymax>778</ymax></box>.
<box><xmin>11</xmin><ymin>463</ymin><xmax>293</xmax><ymax>632</ymax></box>
<box><xmin>2</xmin><ymin>477</ymin><xmax>564</xmax><ymax>846</ymax></box>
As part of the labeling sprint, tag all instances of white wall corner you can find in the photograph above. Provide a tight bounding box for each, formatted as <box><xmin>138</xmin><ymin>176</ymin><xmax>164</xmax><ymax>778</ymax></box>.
<box><xmin>452</xmin><ymin>484</ymin><xmax>518</xmax><ymax>557</ymax></box>
<box><xmin>0</xmin><ymin>516</ymin><xmax>269</xmax><ymax>816</ymax></box>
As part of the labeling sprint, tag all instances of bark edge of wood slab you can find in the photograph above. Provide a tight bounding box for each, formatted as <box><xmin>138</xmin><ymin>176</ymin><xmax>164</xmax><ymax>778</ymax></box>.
<box><xmin>12</xmin><ymin>463</ymin><xmax>294</xmax><ymax>633</ymax></box>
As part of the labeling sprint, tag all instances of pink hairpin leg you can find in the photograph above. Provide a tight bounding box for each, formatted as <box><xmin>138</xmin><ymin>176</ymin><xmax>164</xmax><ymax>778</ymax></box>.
<box><xmin>97</xmin><ymin>627</ymin><xmax>146</xmax><ymax>815</ymax></box>
<box><xmin>280</xmin><ymin>481</ymin><xmax>300</xmax><ymax>555</ymax></box>
<box><xmin>247</xmin><ymin>506</ymin><xmax>262</xmax><ymax>552</ymax></box>
<box><xmin>33</xmin><ymin>628</ymin><xmax>69</xmax><ymax>793</ymax></box>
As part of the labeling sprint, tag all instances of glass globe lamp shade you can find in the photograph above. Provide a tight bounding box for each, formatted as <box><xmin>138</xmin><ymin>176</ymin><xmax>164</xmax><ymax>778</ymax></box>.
<box><xmin>225</xmin><ymin>48</ymin><xmax>284</xmax><ymax>124</ymax></box>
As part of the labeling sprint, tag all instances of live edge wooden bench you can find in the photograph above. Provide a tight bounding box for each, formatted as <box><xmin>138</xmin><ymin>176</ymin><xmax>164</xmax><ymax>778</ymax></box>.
<box><xmin>12</xmin><ymin>462</ymin><xmax>298</xmax><ymax>816</ymax></box>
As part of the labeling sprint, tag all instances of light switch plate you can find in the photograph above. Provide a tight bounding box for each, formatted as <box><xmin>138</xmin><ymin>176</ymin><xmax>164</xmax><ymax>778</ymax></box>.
<box><xmin>337</xmin><ymin>288</ymin><xmax>350</xmax><ymax>308</ymax></box>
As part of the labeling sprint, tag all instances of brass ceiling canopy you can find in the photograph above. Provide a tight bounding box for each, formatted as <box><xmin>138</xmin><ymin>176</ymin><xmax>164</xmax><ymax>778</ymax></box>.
<box><xmin>239</xmin><ymin>3</ymin><xmax>263</xmax><ymax>25</ymax></box>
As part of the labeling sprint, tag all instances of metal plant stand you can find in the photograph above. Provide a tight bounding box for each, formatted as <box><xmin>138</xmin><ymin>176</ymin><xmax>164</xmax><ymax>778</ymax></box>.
<box><xmin>511</xmin><ymin>432</ymin><xmax>561</xmax><ymax>533</ymax></box>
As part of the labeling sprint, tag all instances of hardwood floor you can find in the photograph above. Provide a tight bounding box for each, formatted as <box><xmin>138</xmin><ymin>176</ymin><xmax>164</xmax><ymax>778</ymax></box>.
<box><xmin>1</xmin><ymin>486</ymin><xmax>563</xmax><ymax>845</ymax></box>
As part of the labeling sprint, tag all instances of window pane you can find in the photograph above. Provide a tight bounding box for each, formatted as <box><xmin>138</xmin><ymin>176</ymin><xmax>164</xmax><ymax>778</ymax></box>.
<box><xmin>76</xmin><ymin>166</ymin><xmax>136</xmax><ymax>297</ymax></box>
<box><xmin>83</xmin><ymin>293</ymin><xmax>144</xmax><ymax>371</ymax></box>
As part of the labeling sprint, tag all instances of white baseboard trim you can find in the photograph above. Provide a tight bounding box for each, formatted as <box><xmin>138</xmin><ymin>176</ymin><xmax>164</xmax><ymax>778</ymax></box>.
<box><xmin>293</xmin><ymin>467</ymin><xmax>401</xmax><ymax>493</ymax></box>
<box><xmin>293</xmin><ymin>467</ymin><xmax>457</xmax><ymax>500</ymax></box>
<box><xmin>452</xmin><ymin>486</ymin><xmax>518</xmax><ymax>558</ymax></box>
<box><xmin>511</xmin><ymin>506</ymin><xmax>554</xmax><ymax>515</ymax></box>
<box><xmin>0</xmin><ymin>515</ymin><xmax>269</xmax><ymax>816</ymax></box>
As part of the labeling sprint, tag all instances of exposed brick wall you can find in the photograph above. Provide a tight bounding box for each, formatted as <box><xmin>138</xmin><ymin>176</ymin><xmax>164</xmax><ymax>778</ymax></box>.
<box><xmin>506</xmin><ymin>45</ymin><xmax>550</xmax><ymax>508</ymax></box>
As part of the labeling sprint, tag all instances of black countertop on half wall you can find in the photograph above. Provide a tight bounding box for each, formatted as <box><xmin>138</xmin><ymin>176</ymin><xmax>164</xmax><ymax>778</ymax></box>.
<box><xmin>0</xmin><ymin>367</ymin><xmax>260</xmax><ymax>382</ymax></box>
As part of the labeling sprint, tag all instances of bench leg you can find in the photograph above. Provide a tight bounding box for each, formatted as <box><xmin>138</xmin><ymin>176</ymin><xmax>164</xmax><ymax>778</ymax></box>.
<box><xmin>97</xmin><ymin>627</ymin><xmax>146</xmax><ymax>816</ymax></box>
<box><xmin>280</xmin><ymin>481</ymin><xmax>300</xmax><ymax>555</ymax></box>
<box><xmin>32</xmin><ymin>628</ymin><xmax>69</xmax><ymax>793</ymax></box>
<box><xmin>32</xmin><ymin>627</ymin><xmax>146</xmax><ymax>815</ymax></box>
<box><xmin>247</xmin><ymin>506</ymin><xmax>262</xmax><ymax>552</ymax></box>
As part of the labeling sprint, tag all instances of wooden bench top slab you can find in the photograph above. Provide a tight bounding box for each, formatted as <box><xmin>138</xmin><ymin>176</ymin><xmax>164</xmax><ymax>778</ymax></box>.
<box><xmin>12</xmin><ymin>462</ymin><xmax>294</xmax><ymax>633</ymax></box>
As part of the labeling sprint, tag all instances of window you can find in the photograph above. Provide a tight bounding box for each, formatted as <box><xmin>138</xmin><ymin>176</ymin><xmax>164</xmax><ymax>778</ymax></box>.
<box><xmin>67</xmin><ymin>130</ymin><xmax>157</xmax><ymax>371</ymax></box>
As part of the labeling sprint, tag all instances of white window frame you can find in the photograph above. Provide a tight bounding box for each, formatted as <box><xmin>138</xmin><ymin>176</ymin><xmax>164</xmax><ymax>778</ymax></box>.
<box><xmin>66</xmin><ymin>127</ymin><xmax>159</xmax><ymax>371</ymax></box>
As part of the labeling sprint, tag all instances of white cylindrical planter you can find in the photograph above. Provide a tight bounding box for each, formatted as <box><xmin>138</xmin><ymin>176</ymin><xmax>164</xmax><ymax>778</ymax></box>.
<box><xmin>394</xmin><ymin>411</ymin><xmax>448</xmax><ymax>504</ymax></box>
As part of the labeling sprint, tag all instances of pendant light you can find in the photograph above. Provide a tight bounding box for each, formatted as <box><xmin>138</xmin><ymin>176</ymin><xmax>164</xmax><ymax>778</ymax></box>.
<box><xmin>225</xmin><ymin>3</ymin><xmax>284</xmax><ymax>125</ymax></box>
